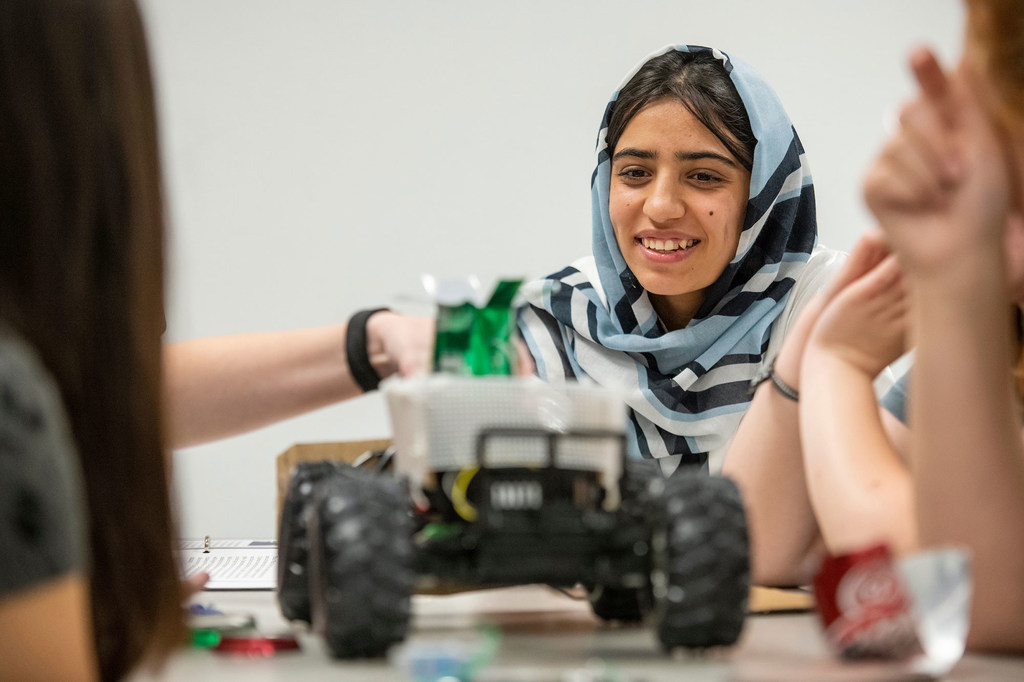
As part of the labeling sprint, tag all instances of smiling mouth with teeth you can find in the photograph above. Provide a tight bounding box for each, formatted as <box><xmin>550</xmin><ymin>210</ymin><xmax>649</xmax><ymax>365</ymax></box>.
<box><xmin>639</xmin><ymin>237</ymin><xmax>699</xmax><ymax>253</ymax></box>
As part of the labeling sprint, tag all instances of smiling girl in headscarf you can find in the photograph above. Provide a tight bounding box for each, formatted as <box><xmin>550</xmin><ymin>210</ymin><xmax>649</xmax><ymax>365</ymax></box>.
<box><xmin>519</xmin><ymin>45</ymin><xmax>843</xmax><ymax>487</ymax></box>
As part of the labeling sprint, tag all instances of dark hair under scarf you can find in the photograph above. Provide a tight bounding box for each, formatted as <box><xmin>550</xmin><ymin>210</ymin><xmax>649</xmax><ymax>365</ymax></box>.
<box><xmin>606</xmin><ymin>50</ymin><xmax>756</xmax><ymax>173</ymax></box>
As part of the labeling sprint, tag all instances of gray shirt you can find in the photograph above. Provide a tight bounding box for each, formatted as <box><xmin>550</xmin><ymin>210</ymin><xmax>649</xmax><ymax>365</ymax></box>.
<box><xmin>0</xmin><ymin>328</ymin><xmax>86</xmax><ymax>595</ymax></box>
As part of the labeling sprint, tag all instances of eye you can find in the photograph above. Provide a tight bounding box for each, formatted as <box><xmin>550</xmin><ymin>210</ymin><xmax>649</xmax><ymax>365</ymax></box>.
<box><xmin>690</xmin><ymin>171</ymin><xmax>723</xmax><ymax>184</ymax></box>
<box><xmin>615</xmin><ymin>167</ymin><xmax>650</xmax><ymax>183</ymax></box>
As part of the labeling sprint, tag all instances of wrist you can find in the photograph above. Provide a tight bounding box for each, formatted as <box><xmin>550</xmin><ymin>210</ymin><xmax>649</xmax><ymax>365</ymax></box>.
<box><xmin>911</xmin><ymin>254</ymin><xmax>1011</xmax><ymax>328</ymax></box>
<box><xmin>904</xmin><ymin>242</ymin><xmax>1007</xmax><ymax>291</ymax></box>
<box><xmin>803</xmin><ymin>338</ymin><xmax>883</xmax><ymax>382</ymax></box>
<box><xmin>750</xmin><ymin>358</ymin><xmax>799</xmax><ymax>402</ymax></box>
<box><xmin>366</xmin><ymin>310</ymin><xmax>406</xmax><ymax>381</ymax></box>
<box><xmin>347</xmin><ymin>308</ymin><xmax>392</xmax><ymax>392</ymax></box>
<box><xmin>772</xmin><ymin>346</ymin><xmax>802</xmax><ymax>393</ymax></box>
<box><xmin>771</xmin><ymin>293</ymin><xmax>827</xmax><ymax>390</ymax></box>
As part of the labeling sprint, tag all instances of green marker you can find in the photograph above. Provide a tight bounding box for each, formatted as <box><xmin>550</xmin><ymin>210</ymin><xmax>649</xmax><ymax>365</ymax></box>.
<box><xmin>191</xmin><ymin>629</ymin><xmax>222</xmax><ymax>648</ymax></box>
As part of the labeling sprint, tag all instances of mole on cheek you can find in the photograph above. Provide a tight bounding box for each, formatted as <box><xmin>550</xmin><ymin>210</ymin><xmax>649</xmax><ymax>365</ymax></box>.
<box><xmin>709</xmin><ymin>211</ymin><xmax>714</xmax><ymax>216</ymax></box>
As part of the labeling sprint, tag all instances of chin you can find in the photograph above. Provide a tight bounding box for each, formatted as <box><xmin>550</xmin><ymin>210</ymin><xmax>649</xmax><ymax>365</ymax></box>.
<box><xmin>632</xmin><ymin>270</ymin><xmax>697</xmax><ymax>296</ymax></box>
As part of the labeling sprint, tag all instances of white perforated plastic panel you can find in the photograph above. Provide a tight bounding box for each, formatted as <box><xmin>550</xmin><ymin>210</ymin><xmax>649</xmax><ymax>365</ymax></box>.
<box><xmin>383</xmin><ymin>376</ymin><xmax>626</xmax><ymax>489</ymax></box>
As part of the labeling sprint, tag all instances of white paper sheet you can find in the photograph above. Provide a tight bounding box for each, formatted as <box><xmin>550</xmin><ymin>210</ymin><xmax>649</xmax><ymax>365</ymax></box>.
<box><xmin>178</xmin><ymin>538</ymin><xmax>277</xmax><ymax>590</ymax></box>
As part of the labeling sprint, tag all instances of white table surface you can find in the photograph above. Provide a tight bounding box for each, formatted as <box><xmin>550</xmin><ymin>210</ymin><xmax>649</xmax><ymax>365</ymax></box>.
<box><xmin>130</xmin><ymin>586</ymin><xmax>1024</xmax><ymax>681</ymax></box>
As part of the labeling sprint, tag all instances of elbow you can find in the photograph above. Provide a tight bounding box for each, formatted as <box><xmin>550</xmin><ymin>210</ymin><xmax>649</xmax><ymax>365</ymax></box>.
<box><xmin>750</xmin><ymin>552</ymin><xmax>819</xmax><ymax>588</ymax></box>
<box><xmin>748</xmin><ymin>536</ymin><xmax>825</xmax><ymax>587</ymax></box>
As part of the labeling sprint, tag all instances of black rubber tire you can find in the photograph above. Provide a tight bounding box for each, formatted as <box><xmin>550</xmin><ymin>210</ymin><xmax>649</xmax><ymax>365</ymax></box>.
<box><xmin>649</xmin><ymin>473</ymin><xmax>749</xmax><ymax>650</ymax></box>
<box><xmin>308</xmin><ymin>470</ymin><xmax>415</xmax><ymax>658</ymax></box>
<box><xmin>277</xmin><ymin>460</ymin><xmax>361</xmax><ymax>623</ymax></box>
<box><xmin>588</xmin><ymin>585</ymin><xmax>648</xmax><ymax>622</ymax></box>
<box><xmin>588</xmin><ymin>457</ymin><xmax>663</xmax><ymax>622</ymax></box>
<box><xmin>619</xmin><ymin>456</ymin><xmax>664</xmax><ymax>510</ymax></box>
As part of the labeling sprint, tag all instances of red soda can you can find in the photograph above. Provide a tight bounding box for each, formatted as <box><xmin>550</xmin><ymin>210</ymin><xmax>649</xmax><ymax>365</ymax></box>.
<box><xmin>813</xmin><ymin>543</ymin><xmax>923</xmax><ymax>659</ymax></box>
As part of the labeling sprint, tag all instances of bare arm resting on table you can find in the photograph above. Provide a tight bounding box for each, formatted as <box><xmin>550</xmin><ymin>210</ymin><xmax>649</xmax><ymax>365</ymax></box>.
<box><xmin>799</xmin><ymin>251</ymin><xmax>915</xmax><ymax>556</ymax></box>
<box><xmin>723</xmin><ymin>236</ymin><xmax>900</xmax><ymax>586</ymax></box>
<box><xmin>164</xmin><ymin>312</ymin><xmax>433</xmax><ymax>448</ymax></box>
<box><xmin>721</xmin><ymin>299</ymin><xmax>822</xmax><ymax>587</ymax></box>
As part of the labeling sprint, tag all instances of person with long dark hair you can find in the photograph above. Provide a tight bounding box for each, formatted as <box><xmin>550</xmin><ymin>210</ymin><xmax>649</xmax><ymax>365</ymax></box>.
<box><xmin>0</xmin><ymin>0</ymin><xmax>184</xmax><ymax>678</ymax></box>
<box><xmin>0</xmin><ymin>0</ymin><xmax>432</xmax><ymax>677</ymax></box>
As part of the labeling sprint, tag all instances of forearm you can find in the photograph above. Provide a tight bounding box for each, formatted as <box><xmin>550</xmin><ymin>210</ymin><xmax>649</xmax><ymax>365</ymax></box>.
<box><xmin>800</xmin><ymin>347</ymin><xmax>916</xmax><ymax>556</ymax></box>
<box><xmin>164</xmin><ymin>324</ymin><xmax>364</xmax><ymax>448</ymax></box>
<box><xmin>723</xmin><ymin>306</ymin><xmax>821</xmax><ymax>586</ymax></box>
<box><xmin>910</xmin><ymin>255</ymin><xmax>1024</xmax><ymax>649</ymax></box>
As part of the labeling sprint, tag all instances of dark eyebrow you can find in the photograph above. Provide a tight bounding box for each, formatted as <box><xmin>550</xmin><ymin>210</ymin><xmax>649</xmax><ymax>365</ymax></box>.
<box><xmin>611</xmin><ymin>147</ymin><xmax>656</xmax><ymax>162</ymax></box>
<box><xmin>675</xmin><ymin>151</ymin><xmax>739</xmax><ymax>168</ymax></box>
<box><xmin>611</xmin><ymin>147</ymin><xmax>739</xmax><ymax>169</ymax></box>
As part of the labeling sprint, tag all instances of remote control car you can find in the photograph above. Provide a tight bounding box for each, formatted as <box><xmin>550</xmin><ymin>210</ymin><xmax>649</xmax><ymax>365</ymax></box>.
<box><xmin>277</xmin><ymin>376</ymin><xmax>749</xmax><ymax>658</ymax></box>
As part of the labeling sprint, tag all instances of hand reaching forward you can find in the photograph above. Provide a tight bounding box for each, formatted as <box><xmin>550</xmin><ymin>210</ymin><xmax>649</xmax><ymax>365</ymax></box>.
<box><xmin>863</xmin><ymin>47</ymin><xmax>1013</xmax><ymax>276</ymax></box>
<box><xmin>366</xmin><ymin>311</ymin><xmax>435</xmax><ymax>380</ymax></box>
<box><xmin>365</xmin><ymin>311</ymin><xmax>538</xmax><ymax>381</ymax></box>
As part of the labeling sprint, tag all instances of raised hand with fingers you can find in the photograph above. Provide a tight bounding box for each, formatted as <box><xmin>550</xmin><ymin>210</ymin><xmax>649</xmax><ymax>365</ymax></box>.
<box><xmin>864</xmin><ymin>47</ymin><xmax>1013</xmax><ymax>276</ymax></box>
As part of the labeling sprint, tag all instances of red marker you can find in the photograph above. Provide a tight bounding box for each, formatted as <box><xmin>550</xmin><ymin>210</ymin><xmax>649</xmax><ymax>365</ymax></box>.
<box><xmin>213</xmin><ymin>634</ymin><xmax>301</xmax><ymax>657</ymax></box>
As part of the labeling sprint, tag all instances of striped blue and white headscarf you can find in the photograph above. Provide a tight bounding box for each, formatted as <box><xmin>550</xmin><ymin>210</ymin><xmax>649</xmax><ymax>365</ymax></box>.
<box><xmin>518</xmin><ymin>45</ymin><xmax>817</xmax><ymax>474</ymax></box>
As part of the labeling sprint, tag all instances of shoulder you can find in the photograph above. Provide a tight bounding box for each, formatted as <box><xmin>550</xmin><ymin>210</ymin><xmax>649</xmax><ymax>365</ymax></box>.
<box><xmin>763</xmin><ymin>245</ymin><xmax>846</xmax><ymax>356</ymax></box>
<box><xmin>785</xmin><ymin>245</ymin><xmax>846</xmax><ymax>316</ymax></box>
<box><xmin>0</xmin><ymin>330</ymin><xmax>87</xmax><ymax>596</ymax></box>
<box><xmin>798</xmin><ymin>244</ymin><xmax>846</xmax><ymax>292</ymax></box>
<box><xmin>521</xmin><ymin>255</ymin><xmax>604</xmax><ymax>310</ymax></box>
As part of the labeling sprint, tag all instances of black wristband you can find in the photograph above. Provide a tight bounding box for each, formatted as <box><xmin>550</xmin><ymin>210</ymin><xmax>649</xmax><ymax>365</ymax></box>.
<box><xmin>749</xmin><ymin>359</ymin><xmax>799</xmax><ymax>402</ymax></box>
<box><xmin>346</xmin><ymin>308</ymin><xmax>390</xmax><ymax>393</ymax></box>
<box><xmin>767</xmin><ymin>366</ymin><xmax>799</xmax><ymax>402</ymax></box>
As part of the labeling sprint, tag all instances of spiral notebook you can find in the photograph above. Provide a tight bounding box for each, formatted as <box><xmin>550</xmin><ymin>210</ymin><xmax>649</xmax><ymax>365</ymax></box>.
<box><xmin>178</xmin><ymin>537</ymin><xmax>277</xmax><ymax>590</ymax></box>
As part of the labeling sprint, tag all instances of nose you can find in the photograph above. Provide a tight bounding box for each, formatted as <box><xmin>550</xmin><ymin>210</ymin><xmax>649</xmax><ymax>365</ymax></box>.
<box><xmin>643</xmin><ymin>175</ymin><xmax>685</xmax><ymax>224</ymax></box>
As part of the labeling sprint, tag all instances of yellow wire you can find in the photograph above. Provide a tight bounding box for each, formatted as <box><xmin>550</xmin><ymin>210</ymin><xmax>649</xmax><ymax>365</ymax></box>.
<box><xmin>451</xmin><ymin>467</ymin><xmax>479</xmax><ymax>522</ymax></box>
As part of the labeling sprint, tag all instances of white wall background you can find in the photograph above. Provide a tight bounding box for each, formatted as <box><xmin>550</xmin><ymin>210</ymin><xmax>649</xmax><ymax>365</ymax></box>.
<box><xmin>139</xmin><ymin>0</ymin><xmax>965</xmax><ymax>540</ymax></box>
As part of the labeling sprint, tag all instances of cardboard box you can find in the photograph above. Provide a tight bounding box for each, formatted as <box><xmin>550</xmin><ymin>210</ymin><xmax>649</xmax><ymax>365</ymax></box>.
<box><xmin>275</xmin><ymin>439</ymin><xmax>391</xmax><ymax>529</ymax></box>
